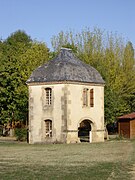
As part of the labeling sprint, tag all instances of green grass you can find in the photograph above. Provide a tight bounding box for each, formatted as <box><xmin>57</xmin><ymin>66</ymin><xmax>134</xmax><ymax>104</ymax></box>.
<box><xmin>0</xmin><ymin>140</ymin><xmax>135</xmax><ymax>180</ymax></box>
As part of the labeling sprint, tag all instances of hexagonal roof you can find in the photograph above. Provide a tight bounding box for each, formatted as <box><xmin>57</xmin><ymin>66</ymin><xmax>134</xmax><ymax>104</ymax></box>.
<box><xmin>27</xmin><ymin>48</ymin><xmax>105</xmax><ymax>84</ymax></box>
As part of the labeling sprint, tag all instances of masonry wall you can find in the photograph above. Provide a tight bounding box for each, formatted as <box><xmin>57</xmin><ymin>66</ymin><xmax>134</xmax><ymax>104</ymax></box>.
<box><xmin>28</xmin><ymin>84</ymin><xmax>66</xmax><ymax>144</ymax></box>
<box><xmin>28</xmin><ymin>82</ymin><xmax>104</xmax><ymax>144</ymax></box>
<box><xmin>65</xmin><ymin>84</ymin><xmax>104</xmax><ymax>143</ymax></box>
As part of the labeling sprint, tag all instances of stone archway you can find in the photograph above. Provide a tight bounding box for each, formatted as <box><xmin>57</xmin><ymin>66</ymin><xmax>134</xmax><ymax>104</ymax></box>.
<box><xmin>78</xmin><ymin>120</ymin><xmax>92</xmax><ymax>142</ymax></box>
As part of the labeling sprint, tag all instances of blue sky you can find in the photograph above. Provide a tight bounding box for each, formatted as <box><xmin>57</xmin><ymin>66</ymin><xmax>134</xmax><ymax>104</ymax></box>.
<box><xmin>0</xmin><ymin>0</ymin><xmax>135</xmax><ymax>50</ymax></box>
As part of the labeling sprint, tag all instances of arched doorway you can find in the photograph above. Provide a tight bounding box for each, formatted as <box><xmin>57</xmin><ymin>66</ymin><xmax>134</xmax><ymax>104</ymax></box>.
<box><xmin>78</xmin><ymin>120</ymin><xmax>91</xmax><ymax>142</ymax></box>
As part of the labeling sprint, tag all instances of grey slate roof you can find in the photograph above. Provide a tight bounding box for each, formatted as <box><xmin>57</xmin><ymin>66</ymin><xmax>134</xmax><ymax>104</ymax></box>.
<box><xmin>27</xmin><ymin>48</ymin><xmax>105</xmax><ymax>84</ymax></box>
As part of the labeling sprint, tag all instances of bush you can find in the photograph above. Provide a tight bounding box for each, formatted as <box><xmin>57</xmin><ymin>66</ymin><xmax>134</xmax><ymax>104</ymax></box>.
<box><xmin>0</xmin><ymin>125</ymin><xmax>3</xmax><ymax>136</ymax></box>
<box><xmin>15</xmin><ymin>128</ymin><xmax>27</xmax><ymax>141</ymax></box>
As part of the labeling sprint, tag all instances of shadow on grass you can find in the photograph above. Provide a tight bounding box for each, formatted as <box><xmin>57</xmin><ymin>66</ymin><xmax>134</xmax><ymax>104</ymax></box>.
<box><xmin>0</xmin><ymin>140</ymin><xmax>135</xmax><ymax>180</ymax></box>
<box><xmin>0</xmin><ymin>162</ymin><xmax>131</xmax><ymax>180</ymax></box>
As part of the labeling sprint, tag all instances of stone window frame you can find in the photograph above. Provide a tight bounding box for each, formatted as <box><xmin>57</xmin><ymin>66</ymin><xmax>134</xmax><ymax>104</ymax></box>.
<box><xmin>45</xmin><ymin>88</ymin><xmax>52</xmax><ymax>105</ymax></box>
<box><xmin>83</xmin><ymin>88</ymin><xmax>94</xmax><ymax>107</ymax></box>
<box><xmin>83</xmin><ymin>88</ymin><xmax>89</xmax><ymax>106</ymax></box>
<box><xmin>90</xmin><ymin>89</ymin><xmax>94</xmax><ymax>107</ymax></box>
<box><xmin>45</xmin><ymin>119</ymin><xmax>52</xmax><ymax>138</ymax></box>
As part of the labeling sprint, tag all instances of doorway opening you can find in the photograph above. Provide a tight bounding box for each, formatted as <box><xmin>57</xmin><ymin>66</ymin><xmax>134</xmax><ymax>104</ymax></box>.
<box><xmin>78</xmin><ymin>120</ymin><xmax>91</xmax><ymax>142</ymax></box>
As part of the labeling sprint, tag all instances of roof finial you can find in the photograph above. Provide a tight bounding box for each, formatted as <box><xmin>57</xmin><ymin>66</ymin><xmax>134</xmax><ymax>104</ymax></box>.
<box><xmin>60</xmin><ymin>47</ymin><xmax>72</xmax><ymax>52</ymax></box>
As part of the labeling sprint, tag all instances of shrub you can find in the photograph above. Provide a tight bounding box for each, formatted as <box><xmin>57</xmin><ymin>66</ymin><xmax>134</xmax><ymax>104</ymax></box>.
<box><xmin>15</xmin><ymin>128</ymin><xmax>27</xmax><ymax>141</ymax></box>
<box><xmin>0</xmin><ymin>125</ymin><xmax>3</xmax><ymax>136</ymax></box>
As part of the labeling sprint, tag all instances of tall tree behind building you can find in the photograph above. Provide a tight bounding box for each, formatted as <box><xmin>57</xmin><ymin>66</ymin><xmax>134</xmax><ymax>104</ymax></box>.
<box><xmin>51</xmin><ymin>28</ymin><xmax>135</xmax><ymax>124</ymax></box>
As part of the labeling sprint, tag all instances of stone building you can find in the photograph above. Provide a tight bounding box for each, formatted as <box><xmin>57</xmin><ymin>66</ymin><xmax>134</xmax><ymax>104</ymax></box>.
<box><xmin>26</xmin><ymin>48</ymin><xmax>105</xmax><ymax>144</ymax></box>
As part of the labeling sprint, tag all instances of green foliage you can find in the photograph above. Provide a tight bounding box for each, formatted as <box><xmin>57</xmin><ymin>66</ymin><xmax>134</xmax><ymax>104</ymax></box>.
<box><xmin>0</xmin><ymin>28</ymin><xmax>135</xmax><ymax>126</ymax></box>
<box><xmin>14</xmin><ymin>128</ymin><xmax>27</xmax><ymax>141</ymax></box>
<box><xmin>6</xmin><ymin>30</ymin><xmax>31</xmax><ymax>45</ymax></box>
<box><xmin>0</xmin><ymin>30</ymin><xmax>49</xmax><ymax>125</ymax></box>
<box><xmin>62</xmin><ymin>43</ymin><xmax>78</xmax><ymax>53</ymax></box>
<box><xmin>51</xmin><ymin>28</ymin><xmax>135</xmax><ymax>124</ymax></box>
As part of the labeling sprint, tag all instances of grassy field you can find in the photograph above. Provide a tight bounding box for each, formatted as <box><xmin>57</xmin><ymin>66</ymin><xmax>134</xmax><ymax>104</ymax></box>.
<box><xmin>0</xmin><ymin>140</ymin><xmax>135</xmax><ymax>180</ymax></box>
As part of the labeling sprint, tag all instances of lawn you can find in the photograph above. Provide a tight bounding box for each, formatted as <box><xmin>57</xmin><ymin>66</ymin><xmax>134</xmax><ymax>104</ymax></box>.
<box><xmin>0</xmin><ymin>140</ymin><xmax>135</xmax><ymax>180</ymax></box>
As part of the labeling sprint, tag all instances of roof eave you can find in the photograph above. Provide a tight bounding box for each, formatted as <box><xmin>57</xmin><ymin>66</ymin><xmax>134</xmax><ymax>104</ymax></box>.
<box><xmin>26</xmin><ymin>80</ymin><xmax>105</xmax><ymax>86</ymax></box>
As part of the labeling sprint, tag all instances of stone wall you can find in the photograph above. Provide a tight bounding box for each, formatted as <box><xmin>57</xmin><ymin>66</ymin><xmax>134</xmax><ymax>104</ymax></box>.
<box><xmin>28</xmin><ymin>82</ymin><xmax>104</xmax><ymax>144</ymax></box>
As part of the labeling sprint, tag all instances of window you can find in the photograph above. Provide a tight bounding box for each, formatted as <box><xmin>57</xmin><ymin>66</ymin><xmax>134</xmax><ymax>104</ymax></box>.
<box><xmin>45</xmin><ymin>88</ymin><xmax>52</xmax><ymax>105</ymax></box>
<box><xmin>90</xmin><ymin>89</ymin><xmax>94</xmax><ymax>107</ymax></box>
<box><xmin>83</xmin><ymin>88</ymin><xmax>88</xmax><ymax>106</ymax></box>
<box><xmin>82</xmin><ymin>88</ymin><xmax>94</xmax><ymax>107</ymax></box>
<box><xmin>45</xmin><ymin>120</ymin><xmax>52</xmax><ymax>137</ymax></box>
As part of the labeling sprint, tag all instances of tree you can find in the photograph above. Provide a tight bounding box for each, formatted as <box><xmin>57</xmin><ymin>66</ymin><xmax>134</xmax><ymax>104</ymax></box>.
<box><xmin>0</xmin><ymin>30</ymin><xmax>49</xmax><ymax>125</ymax></box>
<box><xmin>51</xmin><ymin>28</ymin><xmax>135</xmax><ymax>124</ymax></box>
<box><xmin>121</xmin><ymin>41</ymin><xmax>135</xmax><ymax>112</ymax></box>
